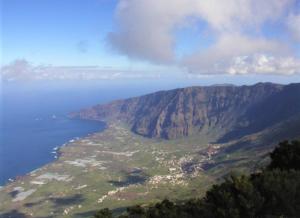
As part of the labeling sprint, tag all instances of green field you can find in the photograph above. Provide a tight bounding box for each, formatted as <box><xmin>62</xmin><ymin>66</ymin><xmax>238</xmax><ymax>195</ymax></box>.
<box><xmin>0</xmin><ymin>121</ymin><xmax>275</xmax><ymax>218</ymax></box>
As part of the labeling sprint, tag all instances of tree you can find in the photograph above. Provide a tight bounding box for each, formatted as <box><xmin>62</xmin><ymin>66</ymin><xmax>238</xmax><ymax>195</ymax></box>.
<box><xmin>268</xmin><ymin>140</ymin><xmax>300</xmax><ymax>170</ymax></box>
<box><xmin>127</xmin><ymin>205</ymin><xmax>146</xmax><ymax>218</ymax></box>
<box><xmin>202</xmin><ymin>175</ymin><xmax>263</xmax><ymax>218</ymax></box>
<box><xmin>251</xmin><ymin>170</ymin><xmax>300</xmax><ymax>217</ymax></box>
<box><xmin>146</xmin><ymin>199</ymin><xmax>180</xmax><ymax>218</ymax></box>
<box><xmin>94</xmin><ymin>208</ymin><xmax>113</xmax><ymax>218</ymax></box>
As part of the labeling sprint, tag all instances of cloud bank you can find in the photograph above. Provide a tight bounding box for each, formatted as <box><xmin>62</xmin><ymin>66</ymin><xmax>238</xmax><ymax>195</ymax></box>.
<box><xmin>0</xmin><ymin>59</ymin><xmax>166</xmax><ymax>81</ymax></box>
<box><xmin>108</xmin><ymin>0</ymin><xmax>300</xmax><ymax>75</ymax></box>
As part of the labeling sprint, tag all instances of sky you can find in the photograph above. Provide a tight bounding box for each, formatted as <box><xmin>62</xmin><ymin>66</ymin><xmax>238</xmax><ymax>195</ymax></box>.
<box><xmin>1</xmin><ymin>0</ymin><xmax>300</xmax><ymax>82</ymax></box>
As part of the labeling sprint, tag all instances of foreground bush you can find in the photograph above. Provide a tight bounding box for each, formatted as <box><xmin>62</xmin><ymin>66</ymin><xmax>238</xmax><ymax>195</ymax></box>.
<box><xmin>268</xmin><ymin>140</ymin><xmax>300</xmax><ymax>171</ymax></box>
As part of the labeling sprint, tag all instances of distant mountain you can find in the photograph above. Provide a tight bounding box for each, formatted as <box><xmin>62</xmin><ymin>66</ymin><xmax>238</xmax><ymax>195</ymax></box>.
<box><xmin>72</xmin><ymin>83</ymin><xmax>300</xmax><ymax>142</ymax></box>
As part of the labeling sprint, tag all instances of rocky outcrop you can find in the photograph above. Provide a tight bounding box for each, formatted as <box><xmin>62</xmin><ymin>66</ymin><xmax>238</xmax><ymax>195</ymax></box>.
<box><xmin>72</xmin><ymin>83</ymin><xmax>300</xmax><ymax>141</ymax></box>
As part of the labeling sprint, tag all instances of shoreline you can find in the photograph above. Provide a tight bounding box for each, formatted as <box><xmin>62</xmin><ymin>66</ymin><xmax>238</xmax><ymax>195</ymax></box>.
<box><xmin>1</xmin><ymin>119</ymin><xmax>106</xmax><ymax>187</ymax></box>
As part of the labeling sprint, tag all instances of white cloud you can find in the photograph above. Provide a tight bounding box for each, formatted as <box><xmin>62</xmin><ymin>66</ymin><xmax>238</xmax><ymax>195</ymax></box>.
<box><xmin>183</xmin><ymin>33</ymin><xmax>290</xmax><ymax>73</ymax></box>
<box><xmin>192</xmin><ymin>0</ymin><xmax>292</xmax><ymax>32</ymax></box>
<box><xmin>227</xmin><ymin>54</ymin><xmax>300</xmax><ymax>75</ymax></box>
<box><xmin>108</xmin><ymin>0</ymin><xmax>300</xmax><ymax>75</ymax></box>
<box><xmin>1</xmin><ymin>59</ymin><xmax>34</xmax><ymax>81</ymax></box>
<box><xmin>108</xmin><ymin>0</ymin><xmax>195</xmax><ymax>63</ymax></box>
<box><xmin>287</xmin><ymin>13</ymin><xmax>300</xmax><ymax>42</ymax></box>
<box><xmin>1</xmin><ymin>60</ymin><xmax>170</xmax><ymax>81</ymax></box>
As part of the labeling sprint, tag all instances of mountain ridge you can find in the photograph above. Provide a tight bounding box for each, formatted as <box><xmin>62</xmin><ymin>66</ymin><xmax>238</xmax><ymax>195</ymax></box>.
<box><xmin>72</xmin><ymin>83</ymin><xmax>300</xmax><ymax>141</ymax></box>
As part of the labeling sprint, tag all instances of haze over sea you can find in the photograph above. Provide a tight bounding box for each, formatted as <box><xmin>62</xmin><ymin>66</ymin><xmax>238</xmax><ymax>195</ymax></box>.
<box><xmin>0</xmin><ymin>79</ymin><xmax>213</xmax><ymax>186</ymax></box>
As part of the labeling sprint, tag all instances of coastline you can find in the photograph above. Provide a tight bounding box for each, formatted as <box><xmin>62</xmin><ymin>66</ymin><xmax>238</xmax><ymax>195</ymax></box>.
<box><xmin>1</xmin><ymin>118</ymin><xmax>106</xmax><ymax>186</ymax></box>
<box><xmin>0</xmin><ymin>121</ymin><xmax>272</xmax><ymax>217</ymax></box>
<box><xmin>0</xmin><ymin>122</ymin><xmax>214</xmax><ymax>217</ymax></box>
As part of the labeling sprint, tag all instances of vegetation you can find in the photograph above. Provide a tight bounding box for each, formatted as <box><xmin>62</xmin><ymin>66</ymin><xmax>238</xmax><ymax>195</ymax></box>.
<box><xmin>94</xmin><ymin>208</ymin><xmax>113</xmax><ymax>218</ymax></box>
<box><xmin>94</xmin><ymin>140</ymin><xmax>300</xmax><ymax>218</ymax></box>
<box><xmin>268</xmin><ymin>140</ymin><xmax>300</xmax><ymax>171</ymax></box>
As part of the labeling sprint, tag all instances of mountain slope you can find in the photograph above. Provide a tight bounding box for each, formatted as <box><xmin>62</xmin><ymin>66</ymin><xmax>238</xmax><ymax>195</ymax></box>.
<box><xmin>73</xmin><ymin>83</ymin><xmax>300</xmax><ymax>141</ymax></box>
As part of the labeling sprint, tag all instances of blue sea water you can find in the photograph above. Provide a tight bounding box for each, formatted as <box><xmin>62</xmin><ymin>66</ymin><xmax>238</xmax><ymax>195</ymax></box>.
<box><xmin>0</xmin><ymin>79</ymin><xmax>212</xmax><ymax>186</ymax></box>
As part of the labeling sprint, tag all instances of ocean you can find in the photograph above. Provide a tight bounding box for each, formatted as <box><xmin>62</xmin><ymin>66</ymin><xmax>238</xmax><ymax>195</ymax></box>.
<box><xmin>0</xmin><ymin>79</ymin><xmax>210</xmax><ymax>186</ymax></box>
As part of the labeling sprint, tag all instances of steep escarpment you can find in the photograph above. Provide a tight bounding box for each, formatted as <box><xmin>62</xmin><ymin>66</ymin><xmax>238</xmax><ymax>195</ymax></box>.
<box><xmin>72</xmin><ymin>83</ymin><xmax>300</xmax><ymax>141</ymax></box>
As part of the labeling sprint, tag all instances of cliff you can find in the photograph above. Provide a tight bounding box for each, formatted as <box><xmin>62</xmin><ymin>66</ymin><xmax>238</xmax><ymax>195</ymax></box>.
<box><xmin>72</xmin><ymin>83</ymin><xmax>300</xmax><ymax>141</ymax></box>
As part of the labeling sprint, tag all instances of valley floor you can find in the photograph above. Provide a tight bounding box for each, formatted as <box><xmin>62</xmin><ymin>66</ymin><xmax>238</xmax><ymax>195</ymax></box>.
<box><xmin>0</xmin><ymin>122</ymin><xmax>271</xmax><ymax>218</ymax></box>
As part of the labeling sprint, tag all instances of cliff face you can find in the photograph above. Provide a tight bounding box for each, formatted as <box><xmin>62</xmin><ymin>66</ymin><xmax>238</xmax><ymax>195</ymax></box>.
<box><xmin>73</xmin><ymin>83</ymin><xmax>300</xmax><ymax>141</ymax></box>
